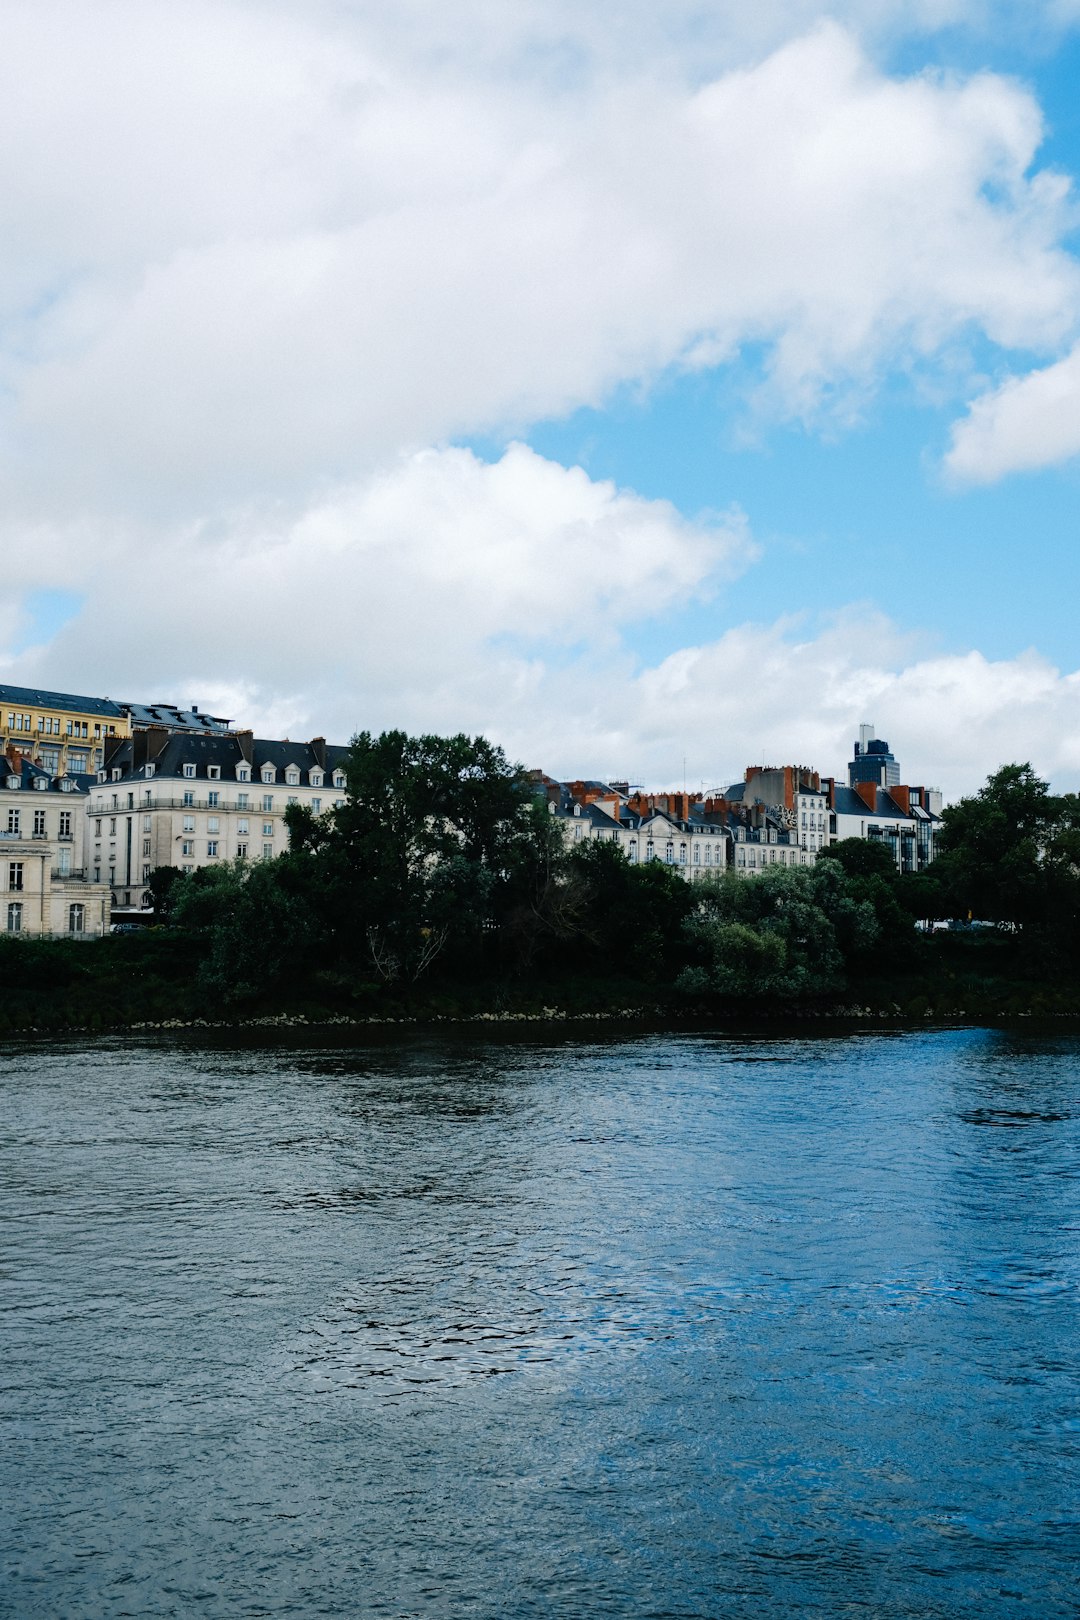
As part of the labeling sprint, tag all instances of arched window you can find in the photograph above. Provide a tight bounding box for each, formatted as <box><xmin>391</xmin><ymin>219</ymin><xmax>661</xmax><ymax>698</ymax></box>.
<box><xmin>68</xmin><ymin>903</ymin><xmax>85</xmax><ymax>934</ymax></box>
<box><xmin>665</xmin><ymin>841</ymin><xmax>674</xmax><ymax>864</ymax></box>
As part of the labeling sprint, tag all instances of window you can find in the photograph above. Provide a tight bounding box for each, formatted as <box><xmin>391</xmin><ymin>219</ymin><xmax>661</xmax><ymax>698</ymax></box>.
<box><xmin>237</xmin><ymin>767</ymin><xmax>250</xmax><ymax>783</ymax></box>
<box><xmin>261</xmin><ymin>767</ymin><xmax>274</xmax><ymax>784</ymax></box>
<box><xmin>207</xmin><ymin>840</ymin><xmax>218</xmax><ymax>857</ymax></box>
<box><xmin>111</xmin><ymin>795</ymin><xmax>118</xmax><ymax>810</ymax></box>
<box><xmin>628</xmin><ymin>840</ymin><xmax>637</xmax><ymax>863</ymax></box>
<box><xmin>108</xmin><ymin>865</ymin><xmax>115</xmax><ymax>885</ymax></box>
<box><xmin>142</xmin><ymin>815</ymin><xmax>152</xmax><ymax>832</ymax></box>
<box><xmin>207</xmin><ymin>791</ymin><xmax>219</xmax><ymax>808</ymax></box>
<box><xmin>310</xmin><ymin>771</ymin><xmax>323</xmax><ymax>788</ymax></box>
<box><xmin>7</xmin><ymin>901</ymin><xmax>22</xmax><ymax>933</ymax></box>
<box><xmin>311</xmin><ymin>798</ymin><xmax>321</xmax><ymax>814</ymax></box>
<box><xmin>182</xmin><ymin>864</ymin><xmax>193</xmax><ymax>874</ymax></box>
<box><xmin>40</xmin><ymin>748</ymin><xmax>59</xmax><ymax>773</ymax></box>
<box><xmin>693</xmin><ymin>844</ymin><xmax>700</xmax><ymax>864</ymax></box>
<box><xmin>207</xmin><ymin>817</ymin><xmax>219</xmax><ymax>833</ymax></box>
<box><xmin>68</xmin><ymin>751</ymin><xmax>88</xmax><ymax>772</ymax></box>
<box><xmin>207</xmin><ymin>765</ymin><xmax>220</xmax><ymax>780</ymax></box>
<box><xmin>237</xmin><ymin>792</ymin><xmax>249</xmax><ymax>810</ymax></box>
<box><xmin>58</xmin><ymin>847</ymin><xmax>71</xmax><ymax>877</ymax></box>
<box><xmin>286</xmin><ymin>796</ymin><xmax>297</xmax><ymax>807</ymax></box>
<box><xmin>182</xmin><ymin>790</ymin><xmax>194</xmax><ymax>807</ymax></box>
<box><xmin>127</xmin><ymin>792</ymin><xmax>134</xmax><ymax>809</ymax></box>
<box><xmin>181</xmin><ymin>841</ymin><xmax>194</xmax><ymax>857</ymax></box>
<box><xmin>142</xmin><ymin>838</ymin><xmax>151</xmax><ymax>856</ymax></box>
<box><xmin>333</xmin><ymin>773</ymin><xmax>345</xmax><ymax>790</ymax></box>
<box><xmin>182</xmin><ymin>815</ymin><xmax>195</xmax><ymax>832</ymax></box>
<box><xmin>8</xmin><ymin>861</ymin><xmax>24</xmax><ymax>890</ymax></box>
<box><xmin>142</xmin><ymin>864</ymin><xmax>150</xmax><ymax>882</ymax></box>
<box><xmin>145</xmin><ymin>763</ymin><xmax>155</xmax><ymax>779</ymax></box>
<box><xmin>236</xmin><ymin>842</ymin><xmax>248</xmax><ymax>859</ymax></box>
<box><xmin>93</xmin><ymin>866</ymin><xmax>100</xmax><ymax>883</ymax></box>
<box><xmin>60</xmin><ymin>812</ymin><xmax>72</xmax><ymax>838</ymax></box>
<box><xmin>262</xmin><ymin>842</ymin><xmax>273</xmax><ymax>860</ymax></box>
<box><xmin>33</xmin><ymin>809</ymin><xmax>45</xmax><ymax>837</ymax></box>
<box><xmin>109</xmin><ymin>818</ymin><xmax>117</xmax><ymax>835</ymax></box>
<box><xmin>665</xmin><ymin>841</ymin><xmax>674</xmax><ymax>864</ymax></box>
<box><xmin>6</xmin><ymin>809</ymin><xmax>19</xmax><ymax>834</ymax></box>
<box><xmin>183</xmin><ymin>763</ymin><xmax>196</xmax><ymax>778</ymax></box>
<box><xmin>68</xmin><ymin>903</ymin><xmax>84</xmax><ymax>934</ymax></box>
<box><xmin>111</xmin><ymin>768</ymin><xmax>121</xmax><ymax>782</ymax></box>
<box><xmin>262</xmin><ymin>794</ymin><xmax>273</xmax><ymax>812</ymax></box>
<box><xmin>286</xmin><ymin>769</ymin><xmax>300</xmax><ymax>786</ymax></box>
<box><xmin>237</xmin><ymin>818</ymin><xmax>249</xmax><ymax>834</ymax></box>
<box><xmin>262</xmin><ymin>822</ymin><xmax>273</xmax><ymax>838</ymax></box>
<box><xmin>679</xmin><ymin>842</ymin><xmax>687</xmax><ymax>864</ymax></box>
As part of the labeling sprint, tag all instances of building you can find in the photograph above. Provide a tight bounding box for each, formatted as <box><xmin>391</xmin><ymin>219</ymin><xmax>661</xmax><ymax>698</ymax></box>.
<box><xmin>0</xmin><ymin>682</ymin><xmax>131</xmax><ymax>776</ymax></box>
<box><xmin>534</xmin><ymin>776</ymin><xmax>730</xmax><ymax>880</ymax></box>
<box><xmin>827</xmin><ymin>780</ymin><xmax>942</xmax><ymax>873</ymax></box>
<box><xmin>0</xmin><ymin>748</ymin><xmax>111</xmax><ymax>936</ymax></box>
<box><xmin>90</xmin><ymin>730</ymin><xmax>350</xmax><ymax>913</ymax></box>
<box><xmin>849</xmin><ymin>724</ymin><xmax>901</xmax><ymax>789</ymax></box>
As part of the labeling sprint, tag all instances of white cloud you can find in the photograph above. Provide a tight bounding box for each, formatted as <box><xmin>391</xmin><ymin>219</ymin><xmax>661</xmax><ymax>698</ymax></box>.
<box><xmin>0</xmin><ymin>11</ymin><xmax>1075</xmax><ymax>515</ymax></box>
<box><xmin>944</xmin><ymin>344</ymin><xmax>1080</xmax><ymax>481</ymax></box>
<box><xmin>4</xmin><ymin>447</ymin><xmax>1080</xmax><ymax>800</ymax></box>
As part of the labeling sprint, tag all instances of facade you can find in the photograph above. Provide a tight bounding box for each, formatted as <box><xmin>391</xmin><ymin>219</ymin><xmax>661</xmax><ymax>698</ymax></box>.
<box><xmin>0</xmin><ymin>750</ymin><xmax>111</xmax><ymax>936</ymax></box>
<box><xmin>849</xmin><ymin>724</ymin><xmax>901</xmax><ymax>789</ymax></box>
<box><xmin>90</xmin><ymin>730</ymin><xmax>349</xmax><ymax>912</ymax></box>
<box><xmin>0</xmin><ymin>682</ymin><xmax>131</xmax><ymax>776</ymax></box>
<box><xmin>828</xmin><ymin>781</ymin><xmax>942</xmax><ymax>873</ymax></box>
<box><xmin>539</xmin><ymin>779</ymin><xmax>730</xmax><ymax>880</ymax></box>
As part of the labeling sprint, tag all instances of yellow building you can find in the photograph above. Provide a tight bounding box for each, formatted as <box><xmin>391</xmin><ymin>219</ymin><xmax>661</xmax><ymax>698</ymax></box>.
<box><xmin>0</xmin><ymin>682</ymin><xmax>132</xmax><ymax>776</ymax></box>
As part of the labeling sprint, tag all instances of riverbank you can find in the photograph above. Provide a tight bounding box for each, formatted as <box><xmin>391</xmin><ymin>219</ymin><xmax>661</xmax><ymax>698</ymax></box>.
<box><xmin>3</xmin><ymin>926</ymin><xmax>1080</xmax><ymax>1033</ymax></box>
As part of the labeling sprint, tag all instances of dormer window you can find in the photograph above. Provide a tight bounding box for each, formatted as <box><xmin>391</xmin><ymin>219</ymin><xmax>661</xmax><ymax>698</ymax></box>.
<box><xmin>111</xmin><ymin>768</ymin><xmax>122</xmax><ymax>782</ymax></box>
<box><xmin>309</xmin><ymin>771</ymin><xmax>323</xmax><ymax>788</ymax></box>
<box><xmin>33</xmin><ymin>776</ymin><xmax>46</xmax><ymax>791</ymax></box>
<box><xmin>261</xmin><ymin>766</ymin><xmax>275</xmax><ymax>784</ymax></box>
<box><xmin>286</xmin><ymin>768</ymin><xmax>300</xmax><ymax>786</ymax></box>
<box><xmin>6</xmin><ymin>775</ymin><xmax>18</xmax><ymax>790</ymax></box>
<box><xmin>207</xmin><ymin>765</ymin><xmax>220</xmax><ymax>780</ymax></box>
<box><xmin>237</xmin><ymin>767</ymin><xmax>250</xmax><ymax>782</ymax></box>
<box><xmin>145</xmin><ymin>763</ymin><xmax>155</xmax><ymax>779</ymax></box>
<box><xmin>332</xmin><ymin>773</ymin><xmax>345</xmax><ymax>790</ymax></box>
<box><xmin>183</xmin><ymin>763</ymin><xmax>196</xmax><ymax>779</ymax></box>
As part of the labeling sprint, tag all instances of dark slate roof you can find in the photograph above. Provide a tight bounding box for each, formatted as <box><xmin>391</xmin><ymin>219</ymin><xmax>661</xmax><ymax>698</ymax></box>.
<box><xmin>832</xmin><ymin>786</ymin><xmax>918</xmax><ymax>821</ymax></box>
<box><xmin>0</xmin><ymin>758</ymin><xmax>93</xmax><ymax>794</ymax></box>
<box><xmin>123</xmin><ymin>701</ymin><xmax>232</xmax><ymax>731</ymax></box>
<box><xmin>102</xmin><ymin>732</ymin><xmax>350</xmax><ymax>781</ymax></box>
<box><xmin>0</xmin><ymin>681</ymin><xmax>124</xmax><ymax>719</ymax></box>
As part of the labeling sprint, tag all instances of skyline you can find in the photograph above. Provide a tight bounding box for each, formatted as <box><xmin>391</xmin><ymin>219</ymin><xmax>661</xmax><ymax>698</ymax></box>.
<box><xmin>3</xmin><ymin>3</ymin><xmax>1080</xmax><ymax>797</ymax></box>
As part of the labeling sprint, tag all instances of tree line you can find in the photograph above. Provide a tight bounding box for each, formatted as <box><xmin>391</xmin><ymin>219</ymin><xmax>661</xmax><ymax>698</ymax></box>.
<box><xmin>143</xmin><ymin>738</ymin><xmax>1080</xmax><ymax>1013</ymax></box>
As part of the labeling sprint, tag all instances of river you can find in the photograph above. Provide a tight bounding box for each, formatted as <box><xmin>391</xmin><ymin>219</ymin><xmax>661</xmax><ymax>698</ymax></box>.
<box><xmin>2</xmin><ymin>1026</ymin><xmax>1077</xmax><ymax>1617</ymax></box>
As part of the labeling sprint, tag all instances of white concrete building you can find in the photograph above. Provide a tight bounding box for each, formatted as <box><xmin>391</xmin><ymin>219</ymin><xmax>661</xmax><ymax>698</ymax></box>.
<box><xmin>89</xmin><ymin>730</ymin><xmax>350</xmax><ymax>913</ymax></box>
<box><xmin>0</xmin><ymin>752</ymin><xmax>111</xmax><ymax>936</ymax></box>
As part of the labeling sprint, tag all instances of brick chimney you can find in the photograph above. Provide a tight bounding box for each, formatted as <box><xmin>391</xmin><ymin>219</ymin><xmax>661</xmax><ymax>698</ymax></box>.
<box><xmin>854</xmin><ymin>780</ymin><xmax>877</xmax><ymax>812</ymax></box>
<box><xmin>889</xmin><ymin>784</ymin><xmax>911</xmax><ymax>815</ymax></box>
<box><xmin>309</xmin><ymin>736</ymin><xmax>327</xmax><ymax>770</ymax></box>
<box><xmin>236</xmin><ymin>730</ymin><xmax>254</xmax><ymax>765</ymax></box>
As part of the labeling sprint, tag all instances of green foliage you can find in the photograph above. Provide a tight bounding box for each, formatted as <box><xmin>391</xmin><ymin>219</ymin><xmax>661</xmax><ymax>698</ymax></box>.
<box><xmin>678</xmin><ymin>863</ymin><xmax>880</xmax><ymax>1003</ymax></box>
<box><xmin>563</xmin><ymin>839</ymin><xmax>697</xmax><ymax>980</ymax></box>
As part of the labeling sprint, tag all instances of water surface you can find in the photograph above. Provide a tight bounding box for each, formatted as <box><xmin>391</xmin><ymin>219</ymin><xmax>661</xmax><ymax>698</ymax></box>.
<box><xmin>2</xmin><ymin>1026</ymin><xmax>1078</xmax><ymax>1617</ymax></box>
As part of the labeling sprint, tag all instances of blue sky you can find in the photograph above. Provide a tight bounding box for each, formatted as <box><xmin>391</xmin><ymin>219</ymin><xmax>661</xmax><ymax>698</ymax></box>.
<box><xmin>3</xmin><ymin>2</ymin><xmax>1080</xmax><ymax>795</ymax></box>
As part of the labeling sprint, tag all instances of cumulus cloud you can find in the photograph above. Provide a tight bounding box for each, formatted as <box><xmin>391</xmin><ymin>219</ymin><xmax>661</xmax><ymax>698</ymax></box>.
<box><xmin>0</xmin><ymin>10</ymin><xmax>1076</xmax><ymax>515</ymax></box>
<box><xmin>944</xmin><ymin>344</ymin><xmax>1080</xmax><ymax>481</ymax></box>
<box><xmin>4</xmin><ymin>446</ymin><xmax>1079</xmax><ymax>799</ymax></box>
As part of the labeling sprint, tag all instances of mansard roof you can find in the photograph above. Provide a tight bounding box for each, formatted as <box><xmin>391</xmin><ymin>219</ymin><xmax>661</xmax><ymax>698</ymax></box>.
<box><xmin>102</xmin><ymin>732</ymin><xmax>350</xmax><ymax>782</ymax></box>
<box><xmin>0</xmin><ymin>681</ymin><xmax>124</xmax><ymax>719</ymax></box>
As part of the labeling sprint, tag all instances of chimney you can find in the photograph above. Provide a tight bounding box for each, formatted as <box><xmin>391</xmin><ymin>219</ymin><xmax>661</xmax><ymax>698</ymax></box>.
<box><xmin>310</xmin><ymin>736</ymin><xmax>327</xmax><ymax>770</ymax></box>
<box><xmin>236</xmin><ymin>730</ymin><xmax>254</xmax><ymax>765</ymax></box>
<box><xmin>854</xmin><ymin>780</ymin><xmax>877</xmax><ymax>812</ymax></box>
<box><xmin>890</xmin><ymin>784</ymin><xmax>911</xmax><ymax>815</ymax></box>
<box><xmin>5</xmin><ymin>744</ymin><xmax>23</xmax><ymax>774</ymax></box>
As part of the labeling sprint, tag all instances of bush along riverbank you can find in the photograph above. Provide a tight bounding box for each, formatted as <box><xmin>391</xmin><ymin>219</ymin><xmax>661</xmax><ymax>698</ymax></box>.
<box><xmin>4</xmin><ymin>741</ymin><xmax>1080</xmax><ymax>1033</ymax></box>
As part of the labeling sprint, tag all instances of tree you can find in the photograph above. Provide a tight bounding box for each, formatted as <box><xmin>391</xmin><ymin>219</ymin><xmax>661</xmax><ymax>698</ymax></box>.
<box><xmin>934</xmin><ymin>763</ymin><xmax>1058</xmax><ymax>927</ymax></box>
<box><xmin>678</xmin><ymin>864</ymin><xmax>879</xmax><ymax>1003</ymax></box>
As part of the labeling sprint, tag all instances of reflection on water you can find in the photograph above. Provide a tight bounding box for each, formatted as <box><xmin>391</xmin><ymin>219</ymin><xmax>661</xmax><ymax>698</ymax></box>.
<box><xmin>2</xmin><ymin>1026</ymin><xmax>1078</xmax><ymax>1618</ymax></box>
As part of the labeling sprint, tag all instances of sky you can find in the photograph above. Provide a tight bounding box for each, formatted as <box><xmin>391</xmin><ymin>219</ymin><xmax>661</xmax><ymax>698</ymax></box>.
<box><xmin>3</xmin><ymin>2</ymin><xmax>1080</xmax><ymax>797</ymax></box>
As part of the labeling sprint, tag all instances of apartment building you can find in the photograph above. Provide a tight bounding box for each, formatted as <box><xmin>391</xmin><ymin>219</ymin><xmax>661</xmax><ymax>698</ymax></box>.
<box><xmin>0</xmin><ymin>682</ymin><xmax>131</xmax><ymax>776</ymax></box>
<box><xmin>0</xmin><ymin>750</ymin><xmax>111</xmax><ymax>936</ymax></box>
<box><xmin>90</xmin><ymin>730</ymin><xmax>349</xmax><ymax>912</ymax></box>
